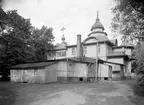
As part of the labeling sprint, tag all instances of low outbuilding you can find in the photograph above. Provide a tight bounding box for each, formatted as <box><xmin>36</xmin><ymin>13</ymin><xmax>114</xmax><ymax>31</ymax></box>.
<box><xmin>10</xmin><ymin>57</ymin><xmax>102</xmax><ymax>83</ymax></box>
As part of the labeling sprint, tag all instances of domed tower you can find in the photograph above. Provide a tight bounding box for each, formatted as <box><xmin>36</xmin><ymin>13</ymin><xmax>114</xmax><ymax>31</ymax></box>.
<box><xmin>91</xmin><ymin>10</ymin><xmax>105</xmax><ymax>32</ymax></box>
<box><xmin>55</xmin><ymin>27</ymin><xmax>68</xmax><ymax>50</ymax></box>
<box><xmin>88</xmin><ymin>10</ymin><xmax>108</xmax><ymax>41</ymax></box>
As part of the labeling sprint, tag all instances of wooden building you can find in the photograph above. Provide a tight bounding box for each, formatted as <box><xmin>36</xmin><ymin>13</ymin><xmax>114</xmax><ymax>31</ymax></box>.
<box><xmin>10</xmin><ymin>57</ymin><xmax>102</xmax><ymax>83</ymax></box>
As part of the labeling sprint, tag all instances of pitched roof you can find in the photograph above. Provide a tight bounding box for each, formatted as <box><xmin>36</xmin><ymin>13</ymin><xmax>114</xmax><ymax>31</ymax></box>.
<box><xmin>55</xmin><ymin>43</ymin><xmax>67</xmax><ymax>50</ymax></box>
<box><xmin>110</xmin><ymin>39</ymin><xmax>118</xmax><ymax>46</ymax></box>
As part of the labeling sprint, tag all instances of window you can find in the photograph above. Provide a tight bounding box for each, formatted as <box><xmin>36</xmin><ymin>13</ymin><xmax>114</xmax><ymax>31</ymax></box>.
<box><xmin>112</xmin><ymin>71</ymin><xmax>120</xmax><ymax>74</ymax></box>
<box><xmin>72</xmin><ymin>48</ymin><xmax>76</xmax><ymax>55</ymax></box>
<box><xmin>83</xmin><ymin>46</ymin><xmax>87</xmax><ymax>55</ymax></box>
<box><xmin>62</xmin><ymin>51</ymin><xmax>66</xmax><ymax>56</ymax></box>
<box><xmin>56</xmin><ymin>51</ymin><xmax>66</xmax><ymax>57</ymax></box>
<box><xmin>56</xmin><ymin>52</ymin><xmax>61</xmax><ymax>57</ymax></box>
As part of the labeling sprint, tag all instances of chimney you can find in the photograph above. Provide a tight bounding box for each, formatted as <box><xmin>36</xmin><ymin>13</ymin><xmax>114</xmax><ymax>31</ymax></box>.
<box><xmin>77</xmin><ymin>34</ymin><xmax>83</xmax><ymax>57</ymax></box>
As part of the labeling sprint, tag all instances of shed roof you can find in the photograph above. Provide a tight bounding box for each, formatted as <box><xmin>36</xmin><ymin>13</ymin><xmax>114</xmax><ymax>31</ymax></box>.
<box><xmin>10</xmin><ymin>61</ymin><xmax>56</xmax><ymax>70</ymax></box>
<box><xmin>103</xmin><ymin>61</ymin><xmax>124</xmax><ymax>66</ymax></box>
<box><xmin>10</xmin><ymin>56</ymin><xmax>103</xmax><ymax>70</ymax></box>
<box><xmin>67</xmin><ymin>56</ymin><xmax>103</xmax><ymax>63</ymax></box>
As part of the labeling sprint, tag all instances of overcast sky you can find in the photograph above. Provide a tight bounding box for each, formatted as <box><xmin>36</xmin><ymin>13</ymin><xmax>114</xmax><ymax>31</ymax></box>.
<box><xmin>2</xmin><ymin>0</ymin><xmax>115</xmax><ymax>45</ymax></box>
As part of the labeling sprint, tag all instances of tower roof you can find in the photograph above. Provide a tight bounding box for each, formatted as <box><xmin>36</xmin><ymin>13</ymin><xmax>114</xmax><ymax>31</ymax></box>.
<box><xmin>91</xmin><ymin>11</ymin><xmax>104</xmax><ymax>31</ymax></box>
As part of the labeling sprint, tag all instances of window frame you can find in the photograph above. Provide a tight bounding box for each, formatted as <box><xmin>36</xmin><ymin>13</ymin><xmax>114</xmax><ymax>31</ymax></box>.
<box><xmin>83</xmin><ymin>46</ymin><xmax>87</xmax><ymax>55</ymax></box>
<box><xmin>72</xmin><ymin>48</ymin><xmax>76</xmax><ymax>56</ymax></box>
<box><xmin>56</xmin><ymin>51</ymin><xmax>66</xmax><ymax>57</ymax></box>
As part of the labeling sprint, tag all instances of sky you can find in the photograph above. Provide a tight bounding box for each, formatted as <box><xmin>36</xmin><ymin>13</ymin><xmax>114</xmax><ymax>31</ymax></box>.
<box><xmin>2</xmin><ymin>0</ymin><xmax>116</xmax><ymax>45</ymax></box>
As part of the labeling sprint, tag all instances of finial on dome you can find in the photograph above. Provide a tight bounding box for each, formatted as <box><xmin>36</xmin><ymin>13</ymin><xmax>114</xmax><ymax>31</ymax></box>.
<box><xmin>97</xmin><ymin>10</ymin><xmax>99</xmax><ymax>20</ymax></box>
<box><xmin>61</xmin><ymin>27</ymin><xmax>66</xmax><ymax>43</ymax></box>
<box><xmin>91</xmin><ymin>10</ymin><xmax>105</xmax><ymax>31</ymax></box>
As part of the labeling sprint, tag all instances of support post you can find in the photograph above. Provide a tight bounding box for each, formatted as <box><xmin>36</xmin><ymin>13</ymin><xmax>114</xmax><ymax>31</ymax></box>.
<box><xmin>95</xmin><ymin>41</ymin><xmax>99</xmax><ymax>81</ymax></box>
<box><xmin>120</xmin><ymin>65</ymin><xmax>125</xmax><ymax>80</ymax></box>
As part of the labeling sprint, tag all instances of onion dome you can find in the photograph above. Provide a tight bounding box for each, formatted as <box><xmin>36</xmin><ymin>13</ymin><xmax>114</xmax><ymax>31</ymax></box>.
<box><xmin>91</xmin><ymin>11</ymin><xmax>105</xmax><ymax>31</ymax></box>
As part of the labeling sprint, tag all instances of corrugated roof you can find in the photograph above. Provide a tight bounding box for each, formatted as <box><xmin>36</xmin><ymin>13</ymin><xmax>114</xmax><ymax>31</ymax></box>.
<box><xmin>10</xmin><ymin>61</ymin><xmax>56</xmax><ymax>70</ymax></box>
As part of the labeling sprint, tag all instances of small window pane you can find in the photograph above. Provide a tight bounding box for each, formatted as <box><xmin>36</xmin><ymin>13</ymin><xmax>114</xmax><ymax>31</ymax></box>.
<box><xmin>83</xmin><ymin>46</ymin><xmax>87</xmax><ymax>55</ymax></box>
<box><xmin>72</xmin><ymin>48</ymin><xmax>75</xmax><ymax>55</ymax></box>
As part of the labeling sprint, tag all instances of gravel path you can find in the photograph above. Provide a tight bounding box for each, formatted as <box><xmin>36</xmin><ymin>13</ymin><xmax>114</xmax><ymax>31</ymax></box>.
<box><xmin>0</xmin><ymin>80</ymin><xmax>143</xmax><ymax>105</ymax></box>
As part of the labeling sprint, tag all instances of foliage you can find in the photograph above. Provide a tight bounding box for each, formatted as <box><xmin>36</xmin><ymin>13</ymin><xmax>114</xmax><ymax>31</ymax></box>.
<box><xmin>30</xmin><ymin>26</ymin><xmax>54</xmax><ymax>60</ymax></box>
<box><xmin>111</xmin><ymin>0</ymin><xmax>144</xmax><ymax>86</ymax></box>
<box><xmin>0</xmin><ymin>7</ymin><xmax>8</xmax><ymax>30</ymax></box>
<box><xmin>129</xmin><ymin>0</ymin><xmax>144</xmax><ymax>15</ymax></box>
<box><xmin>111</xmin><ymin>0</ymin><xmax>144</xmax><ymax>44</ymax></box>
<box><xmin>0</xmin><ymin>10</ymin><xmax>34</xmax><ymax>67</ymax></box>
<box><xmin>0</xmin><ymin>9</ymin><xmax>55</xmax><ymax>69</ymax></box>
<box><xmin>132</xmin><ymin>43</ymin><xmax>144</xmax><ymax>86</ymax></box>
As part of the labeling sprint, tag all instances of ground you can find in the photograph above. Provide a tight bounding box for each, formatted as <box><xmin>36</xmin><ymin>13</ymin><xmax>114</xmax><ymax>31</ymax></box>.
<box><xmin>0</xmin><ymin>80</ymin><xmax>144</xmax><ymax>105</ymax></box>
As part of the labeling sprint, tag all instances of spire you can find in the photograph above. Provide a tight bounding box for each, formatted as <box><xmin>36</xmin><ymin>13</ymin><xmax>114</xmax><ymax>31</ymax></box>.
<box><xmin>97</xmin><ymin>10</ymin><xmax>99</xmax><ymax>20</ymax></box>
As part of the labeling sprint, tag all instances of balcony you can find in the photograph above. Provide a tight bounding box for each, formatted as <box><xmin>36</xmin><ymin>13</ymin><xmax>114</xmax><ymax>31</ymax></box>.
<box><xmin>108</xmin><ymin>51</ymin><xmax>125</xmax><ymax>57</ymax></box>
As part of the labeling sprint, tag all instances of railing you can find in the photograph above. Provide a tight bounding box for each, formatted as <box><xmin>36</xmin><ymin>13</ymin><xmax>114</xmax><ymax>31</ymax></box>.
<box><xmin>108</xmin><ymin>51</ymin><xmax>125</xmax><ymax>56</ymax></box>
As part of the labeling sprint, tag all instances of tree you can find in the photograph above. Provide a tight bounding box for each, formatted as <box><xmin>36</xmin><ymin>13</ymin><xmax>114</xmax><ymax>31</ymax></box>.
<box><xmin>0</xmin><ymin>9</ymin><xmax>35</xmax><ymax>80</ymax></box>
<box><xmin>113</xmin><ymin>0</ymin><xmax>144</xmax><ymax>15</ymax></box>
<box><xmin>30</xmin><ymin>26</ymin><xmax>54</xmax><ymax>61</ymax></box>
<box><xmin>0</xmin><ymin>7</ymin><xmax>8</xmax><ymax>31</ymax></box>
<box><xmin>111</xmin><ymin>0</ymin><xmax>144</xmax><ymax>44</ymax></box>
<box><xmin>0</xmin><ymin>9</ymin><xmax>55</xmax><ymax>80</ymax></box>
<box><xmin>111</xmin><ymin>0</ymin><xmax>144</xmax><ymax>86</ymax></box>
<box><xmin>0</xmin><ymin>10</ymin><xmax>34</xmax><ymax>67</ymax></box>
<box><xmin>127</xmin><ymin>0</ymin><xmax>144</xmax><ymax>15</ymax></box>
<box><xmin>132</xmin><ymin>43</ymin><xmax>144</xmax><ymax>86</ymax></box>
